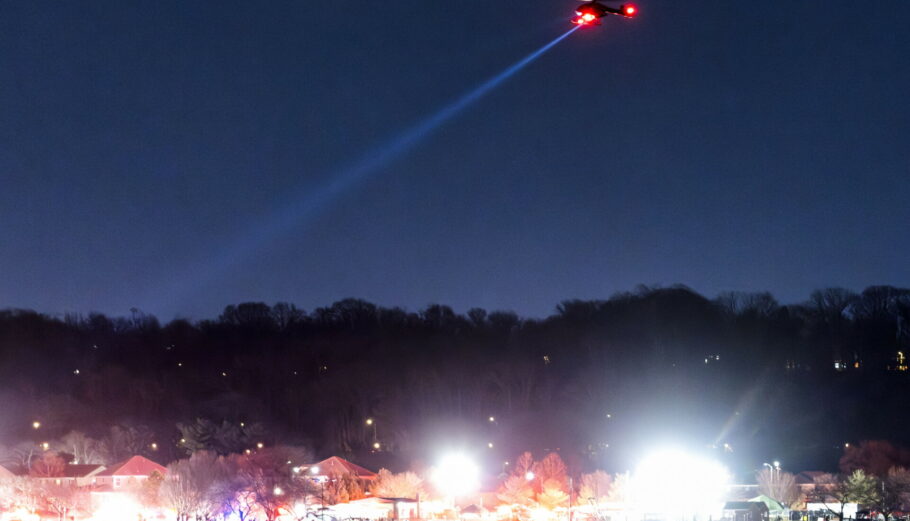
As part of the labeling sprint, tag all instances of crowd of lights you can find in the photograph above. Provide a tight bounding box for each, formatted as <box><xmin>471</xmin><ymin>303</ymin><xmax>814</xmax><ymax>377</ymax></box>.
<box><xmin>0</xmin><ymin>434</ymin><xmax>747</xmax><ymax>521</ymax></box>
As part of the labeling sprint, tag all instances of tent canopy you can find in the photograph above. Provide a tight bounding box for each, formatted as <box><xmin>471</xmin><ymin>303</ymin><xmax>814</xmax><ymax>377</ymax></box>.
<box><xmin>750</xmin><ymin>495</ymin><xmax>786</xmax><ymax>513</ymax></box>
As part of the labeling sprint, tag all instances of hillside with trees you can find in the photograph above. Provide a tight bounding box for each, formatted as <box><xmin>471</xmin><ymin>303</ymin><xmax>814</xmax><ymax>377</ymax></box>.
<box><xmin>1</xmin><ymin>285</ymin><xmax>909</xmax><ymax>475</ymax></box>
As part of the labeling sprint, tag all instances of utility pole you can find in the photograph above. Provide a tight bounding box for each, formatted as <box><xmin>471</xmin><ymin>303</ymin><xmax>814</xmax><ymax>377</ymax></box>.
<box><xmin>569</xmin><ymin>477</ymin><xmax>574</xmax><ymax>521</ymax></box>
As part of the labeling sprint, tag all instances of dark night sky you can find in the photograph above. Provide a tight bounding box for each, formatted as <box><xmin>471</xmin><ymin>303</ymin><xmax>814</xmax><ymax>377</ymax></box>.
<box><xmin>1</xmin><ymin>0</ymin><xmax>908</xmax><ymax>320</ymax></box>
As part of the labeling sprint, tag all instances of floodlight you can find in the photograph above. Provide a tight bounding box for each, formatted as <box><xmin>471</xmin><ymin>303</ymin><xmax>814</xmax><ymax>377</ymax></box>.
<box><xmin>93</xmin><ymin>495</ymin><xmax>142</xmax><ymax>521</ymax></box>
<box><xmin>432</xmin><ymin>453</ymin><xmax>480</xmax><ymax>497</ymax></box>
<box><xmin>631</xmin><ymin>448</ymin><xmax>730</xmax><ymax>521</ymax></box>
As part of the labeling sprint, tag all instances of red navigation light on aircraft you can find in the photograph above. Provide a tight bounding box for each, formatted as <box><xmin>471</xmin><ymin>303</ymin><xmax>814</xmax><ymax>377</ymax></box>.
<box><xmin>572</xmin><ymin>4</ymin><xmax>603</xmax><ymax>25</ymax></box>
<box><xmin>572</xmin><ymin>9</ymin><xmax>600</xmax><ymax>25</ymax></box>
<box><xmin>571</xmin><ymin>1</ymin><xmax>639</xmax><ymax>26</ymax></box>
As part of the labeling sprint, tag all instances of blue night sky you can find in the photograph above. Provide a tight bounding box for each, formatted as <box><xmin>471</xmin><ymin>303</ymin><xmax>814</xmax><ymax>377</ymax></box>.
<box><xmin>1</xmin><ymin>0</ymin><xmax>908</xmax><ymax>320</ymax></box>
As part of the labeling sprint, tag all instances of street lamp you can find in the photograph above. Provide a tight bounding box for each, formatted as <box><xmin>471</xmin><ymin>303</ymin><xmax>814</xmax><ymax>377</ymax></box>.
<box><xmin>311</xmin><ymin>467</ymin><xmax>326</xmax><ymax>521</ymax></box>
<box><xmin>366</xmin><ymin>418</ymin><xmax>377</xmax><ymax>443</ymax></box>
<box><xmin>319</xmin><ymin>478</ymin><xmax>327</xmax><ymax>521</ymax></box>
<box><xmin>763</xmin><ymin>461</ymin><xmax>781</xmax><ymax>471</ymax></box>
<box><xmin>763</xmin><ymin>461</ymin><xmax>782</xmax><ymax>503</ymax></box>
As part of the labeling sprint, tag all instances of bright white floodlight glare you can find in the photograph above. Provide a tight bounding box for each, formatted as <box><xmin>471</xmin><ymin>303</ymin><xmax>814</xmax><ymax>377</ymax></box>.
<box><xmin>632</xmin><ymin>448</ymin><xmax>730</xmax><ymax>521</ymax></box>
<box><xmin>93</xmin><ymin>494</ymin><xmax>142</xmax><ymax>521</ymax></box>
<box><xmin>432</xmin><ymin>453</ymin><xmax>480</xmax><ymax>497</ymax></box>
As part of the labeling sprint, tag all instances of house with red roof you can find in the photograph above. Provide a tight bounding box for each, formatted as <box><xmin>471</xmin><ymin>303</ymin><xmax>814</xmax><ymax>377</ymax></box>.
<box><xmin>92</xmin><ymin>455</ymin><xmax>166</xmax><ymax>490</ymax></box>
<box><xmin>303</xmin><ymin>456</ymin><xmax>378</xmax><ymax>481</ymax></box>
<box><xmin>31</xmin><ymin>463</ymin><xmax>105</xmax><ymax>487</ymax></box>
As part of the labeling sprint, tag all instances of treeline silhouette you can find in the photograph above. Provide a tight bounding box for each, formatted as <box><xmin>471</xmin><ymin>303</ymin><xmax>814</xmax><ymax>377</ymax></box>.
<box><xmin>1</xmin><ymin>285</ymin><xmax>908</xmax><ymax>475</ymax></box>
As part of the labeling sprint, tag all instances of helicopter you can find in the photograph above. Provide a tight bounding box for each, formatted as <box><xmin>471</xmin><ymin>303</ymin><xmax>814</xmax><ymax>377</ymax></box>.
<box><xmin>572</xmin><ymin>0</ymin><xmax>638</xmax><ymax>26</ymax></box>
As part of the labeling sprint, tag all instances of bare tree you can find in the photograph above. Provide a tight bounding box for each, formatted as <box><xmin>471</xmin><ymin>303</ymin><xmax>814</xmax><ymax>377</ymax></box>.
<box><xmin>240</xmin><ymin>449</ymin><xmax>305</xmax><ymax>521</ymax></box>
<box><xmin>808</xmin><ymin>289</ymin><xmax>856</xmax><ymax>320</ymax></box>
<box><xmin>58</xmin><ymin>431</ymin><xmax>102</xmax><ymax>464</ymax></box>
<box><xmin>177</xmin><ymin>418</ymin><xmax>269</xmax><ymax>456</ymax></box>
<box><xmin>716</xmin><ymin>291</ymin><xmax>779</xmax><ymax>317</ymax></box>
<box><xmin>161</xmin><ymin>451</ymin><xmax>226</xmax><ymax>521</ymax></box>
<box><xmin>5</xmin><ymin>477</ymin><xmax>43</xmax><ymax>512</ymax></box>
<box><xmin>139</xmin><ymin>470</ymin><xmax>165</xmax><ymax>510</ymax></box>
<box><xmin>0</xmin><ymin>477</ymin><xmax>20</xmax><ymax>511</ymax></box>
<box><xmin>160</xmin><ymin>461</ymin><xmax>200</xmax><ymax>520</ymax></box>
<box><xmin>808</xmin><ymin>473</ymin><xmax>852</xmax><ymax>521</ymax></box>
<box><xmin>3</xmin><ymin>441</ymin><xmax>40</xmax><ymax>472</ymax></box>
<box><xmin>99</xmin><ymin>424</ymin><xmax>155</xmax><ymax>463</ymax></box>
<box><xmin>757</xmin><ymin>468</ymin><xmax>800</xmax><ymax>508</ymax></box>
<box><xmin>538</xmin><ymin>481</ymin><xmax>569</xmax><ymax>510</ymax></box>
<box><xmin>40</xmin><ymin>481</ymin><xmax>90</xmax><ymax>521</ymax></box>
<box><xmin>606</xmin><ymin>472</ymin><xmax>631</xmax><ymax>504</ymax></box>
<box><xmin>211</xmin><ymin>445</ymin><xmax>324</xmax><ymax>519</ymax></box>
<box><xmin>29</xmin><ymin>451</ymin><xmax>66</xmax><ymax>478</ymax></box>
<box><xmin>809</xmin><ymin>471</ymin><xmax>880</xmax><ymax>521</ymax></box>
<box><xmin>322</xmin><ymin>472</ymin><xmax>365</xmax><ymax>504</ymax></box>
<box><xmin>371</xmin><ymin>468</ymin><xmax>424</xmax><ymax>499</ymax></box>
<box><xmin>579</xmin><ymin>471</ymin><xmax>613</xmax><ymax>504</ymax></box>
<box><xmin>840</xmin><ymin>441</ymin><xmax>910</xmax><ymax>477</ymax></box>
<box><xmin>534</xmin><ymin>453</ymin><xmax>568</xmax><ymax>492</ymax></box>
<box><xmin>513</xmin><ymin>452</ymin><xmax>535</xmax><ymax>480</ymax></box>
<box><xmin>871</xmin><ymin>467</ymin><xmax>910</xmax><ymax>521</ymax></box>
<box><xmin>497</xmin><ymin>475</ymin><xmax>534</xmax><ymax>506</ymax></box>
